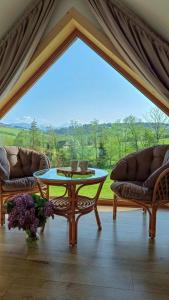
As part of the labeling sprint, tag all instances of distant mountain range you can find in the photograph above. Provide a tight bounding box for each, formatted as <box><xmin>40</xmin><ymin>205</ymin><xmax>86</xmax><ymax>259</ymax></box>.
<box><xmin>0</xmin><ymin>122</ymin><xmax>31</xmax><ymax>129</ymax></box>
<box><xmin>0</xmin><ymin>122</ymin><xmax>49</xmax><ymax>130</ymax></box>
<box><xmin>0</xmin><ymin>121</ymin><xmax>169</xmax><ymax>135</ymax></box>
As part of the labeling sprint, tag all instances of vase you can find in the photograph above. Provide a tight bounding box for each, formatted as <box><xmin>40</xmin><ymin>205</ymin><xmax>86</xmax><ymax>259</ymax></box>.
<box><xmin>25</xmin><ymin>229</ymin><xmax>39</xmax><ymax>242</ymax></box>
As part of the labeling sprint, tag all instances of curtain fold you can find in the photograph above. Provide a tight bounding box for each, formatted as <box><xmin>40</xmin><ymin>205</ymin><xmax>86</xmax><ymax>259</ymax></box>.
<box><xmin>0</xmin><ymin>0</ymin><xmax>57</xmax><ymax>100</ymax></box>
<box><xmin>87</xmin><ymin>0</ymin><xmax>169</xmax><ymax>102</ymax></box>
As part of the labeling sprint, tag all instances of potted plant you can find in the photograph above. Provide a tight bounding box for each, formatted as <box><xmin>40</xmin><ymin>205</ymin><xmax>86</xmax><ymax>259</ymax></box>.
<box><xmin>5</xmin><ymin>193</ymin><xmax>55</xmax><ymax>241</ymax></box>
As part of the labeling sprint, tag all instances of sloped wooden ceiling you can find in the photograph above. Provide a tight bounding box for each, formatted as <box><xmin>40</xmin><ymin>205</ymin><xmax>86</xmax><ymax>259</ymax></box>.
<box><xmin>121</xmin><ymin>0</ymin><xmax>169</xmax><ymax>43</ymax></box>
<box><xmin>0</xmin><ymin>4</ymin><xmax>169</xmax><ymax>117</ymax></box>
<box><xmin>1</xmin><ymin>0</ymin><xmax>169</xmax><ymax>43</ymax></box>
<box><xmin>0</xmin><ymin>0</ymin><xmax>33</xmax><ymax>40</ymax></box>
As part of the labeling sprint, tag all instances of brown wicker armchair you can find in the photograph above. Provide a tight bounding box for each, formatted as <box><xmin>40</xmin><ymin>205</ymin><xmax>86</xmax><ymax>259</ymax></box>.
<box><xmin>110</xmin><ymin>145</ymin><xmax>169</xmax><ymax>239</ymax></box>
<box><xmin>0</xmin><ymin>146</ymin><xmax>50</xmax><ymax>226</ymax></box>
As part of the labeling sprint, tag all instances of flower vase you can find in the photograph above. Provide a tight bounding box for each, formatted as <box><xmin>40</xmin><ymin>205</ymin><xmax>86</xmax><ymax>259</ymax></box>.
<box><xmin>25</xmin><ymin>230</ymin><xmax>39</xmax><ymax>242</ymax></box>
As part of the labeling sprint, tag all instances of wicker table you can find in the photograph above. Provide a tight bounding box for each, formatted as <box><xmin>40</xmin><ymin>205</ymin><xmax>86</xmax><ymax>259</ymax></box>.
<box><xmin>34</xmin><ymin>168</ymin><xmax>108</xmax><ymax>246</ymax></box>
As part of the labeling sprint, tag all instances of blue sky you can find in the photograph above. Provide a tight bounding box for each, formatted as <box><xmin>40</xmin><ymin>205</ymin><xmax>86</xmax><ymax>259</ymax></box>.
<box><xmin>2</xmin><ymin>38</ymin><xmax>155</xmax><ymax>127</ymax></box>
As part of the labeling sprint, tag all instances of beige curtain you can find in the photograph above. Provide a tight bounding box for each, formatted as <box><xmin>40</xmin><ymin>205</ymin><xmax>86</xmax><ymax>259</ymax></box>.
<box><xmin>0</xmin><ymin>0</ymin><xmax>57</xmax><ymax>100</ymax></box>
<box><xmin>87</xmin><ymin>0</ymin><xmax>169</xmax><ymax>102</ymax></box>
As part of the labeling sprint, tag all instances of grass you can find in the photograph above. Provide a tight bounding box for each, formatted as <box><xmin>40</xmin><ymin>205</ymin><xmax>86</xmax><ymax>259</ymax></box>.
<box><xmin>0</xmin><ymin>126</ymin><xmax>20</xmax><ymax>135</ymax></box>
<box><xmin>49</xmin><ymin>169</ymin><xmax>113</xmax><ymax>199</ymax></box>
<box><xmin>0</xmin><ymin>126</ymin><xmax>21</xmax><ymax>145</ymax></box>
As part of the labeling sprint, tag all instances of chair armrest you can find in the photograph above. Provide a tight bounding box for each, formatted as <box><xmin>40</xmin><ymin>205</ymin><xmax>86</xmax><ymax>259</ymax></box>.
<box><xmin>39</xmin><ymin>154</ymin><xmax>50</xmax><ymax>170</ymax></box>
<box><xmin>152</xmin><ymin>167</ymin><xmax>169</xmax><ymax>204</ymax></box>
<box><xmin>0</xmin><ymin>165</ymin><xmax>9</xmax><ymax>181</ymax></box>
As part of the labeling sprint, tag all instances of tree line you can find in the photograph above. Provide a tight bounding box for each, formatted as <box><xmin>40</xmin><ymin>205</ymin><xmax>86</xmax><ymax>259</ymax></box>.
<box><xmin>13</xmin><ymin>108</ymin><xmax>169</xmax><ymax>168</ymax></box>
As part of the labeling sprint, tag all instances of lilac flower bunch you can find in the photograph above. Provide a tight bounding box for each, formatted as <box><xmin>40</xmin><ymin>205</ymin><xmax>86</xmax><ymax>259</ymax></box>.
<box><xmin>5</xmin><ymin>194</ymin><xmax>55</xmax><ymax>236</ymax></box>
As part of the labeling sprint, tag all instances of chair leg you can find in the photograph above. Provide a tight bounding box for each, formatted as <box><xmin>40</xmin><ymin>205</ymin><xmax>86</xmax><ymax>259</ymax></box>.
<box><xmin>143</xmin><ymin>207</ymin><xmax>147</xmax><ymax>213</ymax></box>
<box><xmin>94</xmin><ymin>207</ymin><xmax>102</xmax><ymax>230</ymax></box>
<box><xmin>113</xmin><ymin>195</ymin><xmax>117</xmax><ymax>220</ymax></box>
<box><xmin>149</xmin><ymin>206</ymin><xmax>157</xmax><ymax>239</ymax></box>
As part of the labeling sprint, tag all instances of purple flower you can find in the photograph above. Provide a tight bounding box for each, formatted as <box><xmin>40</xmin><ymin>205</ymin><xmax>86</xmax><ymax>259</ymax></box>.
<box><xmin>6</xmin><ymin>193</ymin><xmax>55</xmax><ymax>236</ymax></box>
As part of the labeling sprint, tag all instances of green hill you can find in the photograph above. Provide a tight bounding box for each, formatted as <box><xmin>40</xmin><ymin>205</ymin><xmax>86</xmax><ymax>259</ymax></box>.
<box><xmin>0</xmin><ymin>126</ymin><xmax>22</xmax><ymax>146</ymax></box>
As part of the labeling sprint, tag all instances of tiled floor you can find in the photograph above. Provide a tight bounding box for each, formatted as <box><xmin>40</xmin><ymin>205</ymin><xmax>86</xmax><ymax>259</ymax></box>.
<box><xmin>0</xmin><ymin>208</ymin><xmax>169</xmax><ymax>299</ymax></box>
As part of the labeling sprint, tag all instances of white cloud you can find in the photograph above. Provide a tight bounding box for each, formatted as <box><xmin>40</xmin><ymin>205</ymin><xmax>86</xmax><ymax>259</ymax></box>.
<box><xmin>15</xmin><ymin>115</ymin><xmax>34</xmax><ymax>124</ymax></box>
<box><xmin>14</xmin><ymin>115</ymin><xmax>51</xmax><ymax>126</ymax></box>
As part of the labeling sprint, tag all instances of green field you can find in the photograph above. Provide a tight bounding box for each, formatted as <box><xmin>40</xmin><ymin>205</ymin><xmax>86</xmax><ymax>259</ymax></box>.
<box><xmin>0</xmin><ymin>126</ymin><xmax>20</xmax><ymax>146</ymax></box>
<box><xmin>49</xmin><ymin>170</ymin><xmax>113</xmax><ymax>199</ymax></box>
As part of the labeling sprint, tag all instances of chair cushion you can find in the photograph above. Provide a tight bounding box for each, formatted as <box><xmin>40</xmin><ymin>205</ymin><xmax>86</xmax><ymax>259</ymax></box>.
<box><xmin>19</xmin><ymin>148</ymin><xmax>43</xmax><ymax>177</ymax></box>
<box><xmin>2</xmin><ymin>177</ymin><xmax>37</xmax><ymax>192</ymax></box>
<box><xmin>110</xmin><ymin>145</ymin><xmax>169</xmax><ymax>182</ymax></box>
<box><xmin>0</xmin><ymin>147</ymin><xmax>10</xmax><ymax>180</ymax></box>
<box><xmin>144</xmin><ymin>161</ymin><xmax>169</xmax><ymax>189</ymax></box>
<box><xmin>4</xmin><ymin>147</ymin><xmax>50</xmax><ymax>179</ymax></box>
<box><xmin>5</xmin><ymin>146</ymin><xmax>23</xmax><ymax>178</ymax></box>
<box><xmin>111</xmin><ymin>181</ymin><xmax>152</xmax><ymax>201</ymax></box>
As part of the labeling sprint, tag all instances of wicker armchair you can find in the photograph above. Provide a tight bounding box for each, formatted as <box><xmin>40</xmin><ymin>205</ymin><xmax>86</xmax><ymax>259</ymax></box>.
<box><xmin>0</xmin><ymin>146</ymin><xmax>50</xmax><ymax>226</ymax></box>
<box><xmin>110</xmin><ymin>145</ymin><xmax>169</xmax><ymax>239</ymax></box>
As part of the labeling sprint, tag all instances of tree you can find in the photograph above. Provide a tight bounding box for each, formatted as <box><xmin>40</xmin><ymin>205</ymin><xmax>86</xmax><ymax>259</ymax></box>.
<box><xmin>14</xmin><ymin>129</ymin><xmax>32</xmax><ymax>148</ymax></box>
<box><xmin>146</xmin><ymin>107</ymin><xmax>168</xmax><ymax>143</ymax></box>
<box><xmin>123</xmin><ymin>115</ymin><xmax>140</xmax><ymax>152</ymax></box>
<box><xmin>30</xmin><ymin>120</ymin><xmax>39</xmax><ymax>150</ymax></box>
<box><xmin>44</xmin><ymin>126</ymin><xmax>58</xmax><ymax>165</ymax></box>
<box><xmin>68</xmin><ymin>121</ymin><xmax>79</xmax><ymax>160</ymax></box>
<box><xmin>140</xmin><ymin>127</ymin><xmax>155</xmax><ymax>148</ymax></box>
<box><xmin>97</xmin><ymin>142</ymin><xmax>107</xmax><ymax>167</ymax></box>
<box><xmin>90</xmin><ymin>119</ymin><xmax>99</xmax><ymax>162</ymax></box>
<box><xmin>71</xmin><ymin>122</ymin><xmax>86</xmax><ymax>159</ymax></box>
<box><xmin>14</xmin><ymin>130</ymin><xmax>27</xmax><ymax>147</ymax></box>
<box><xmin>56</xmin><ymin>149</ymin><xmax>67</xmax><ymax>167</ymax></box>
<box><xmin>112</xmin><ymin>121</ymin><xmax>126</xmax><ymax>159</ymax></box>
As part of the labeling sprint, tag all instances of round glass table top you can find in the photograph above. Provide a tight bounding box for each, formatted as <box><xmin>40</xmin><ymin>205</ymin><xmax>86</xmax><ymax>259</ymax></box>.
<box><xmin>33</xmin><ymin>168</ymin><xmax>108</xmax><ymax>184</ymax></box>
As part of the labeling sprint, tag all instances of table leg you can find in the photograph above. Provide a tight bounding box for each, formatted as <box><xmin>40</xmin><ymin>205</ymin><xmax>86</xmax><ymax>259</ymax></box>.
<box><xmin>67</xmin><ymin>184</ymin><xmax>77</xmax><ymax>246</ymax></box>
<box><xmin>69</xmin><ymin>216</ymin><xmax>77</xmax><ymax>246</ymax></box>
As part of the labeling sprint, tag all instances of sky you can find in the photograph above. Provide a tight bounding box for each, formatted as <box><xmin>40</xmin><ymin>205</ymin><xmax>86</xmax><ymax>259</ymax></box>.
<box><xmin>2</xmin><ymin>38</ymin><xmax>156</xmax><ymax>127</ymax></box>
